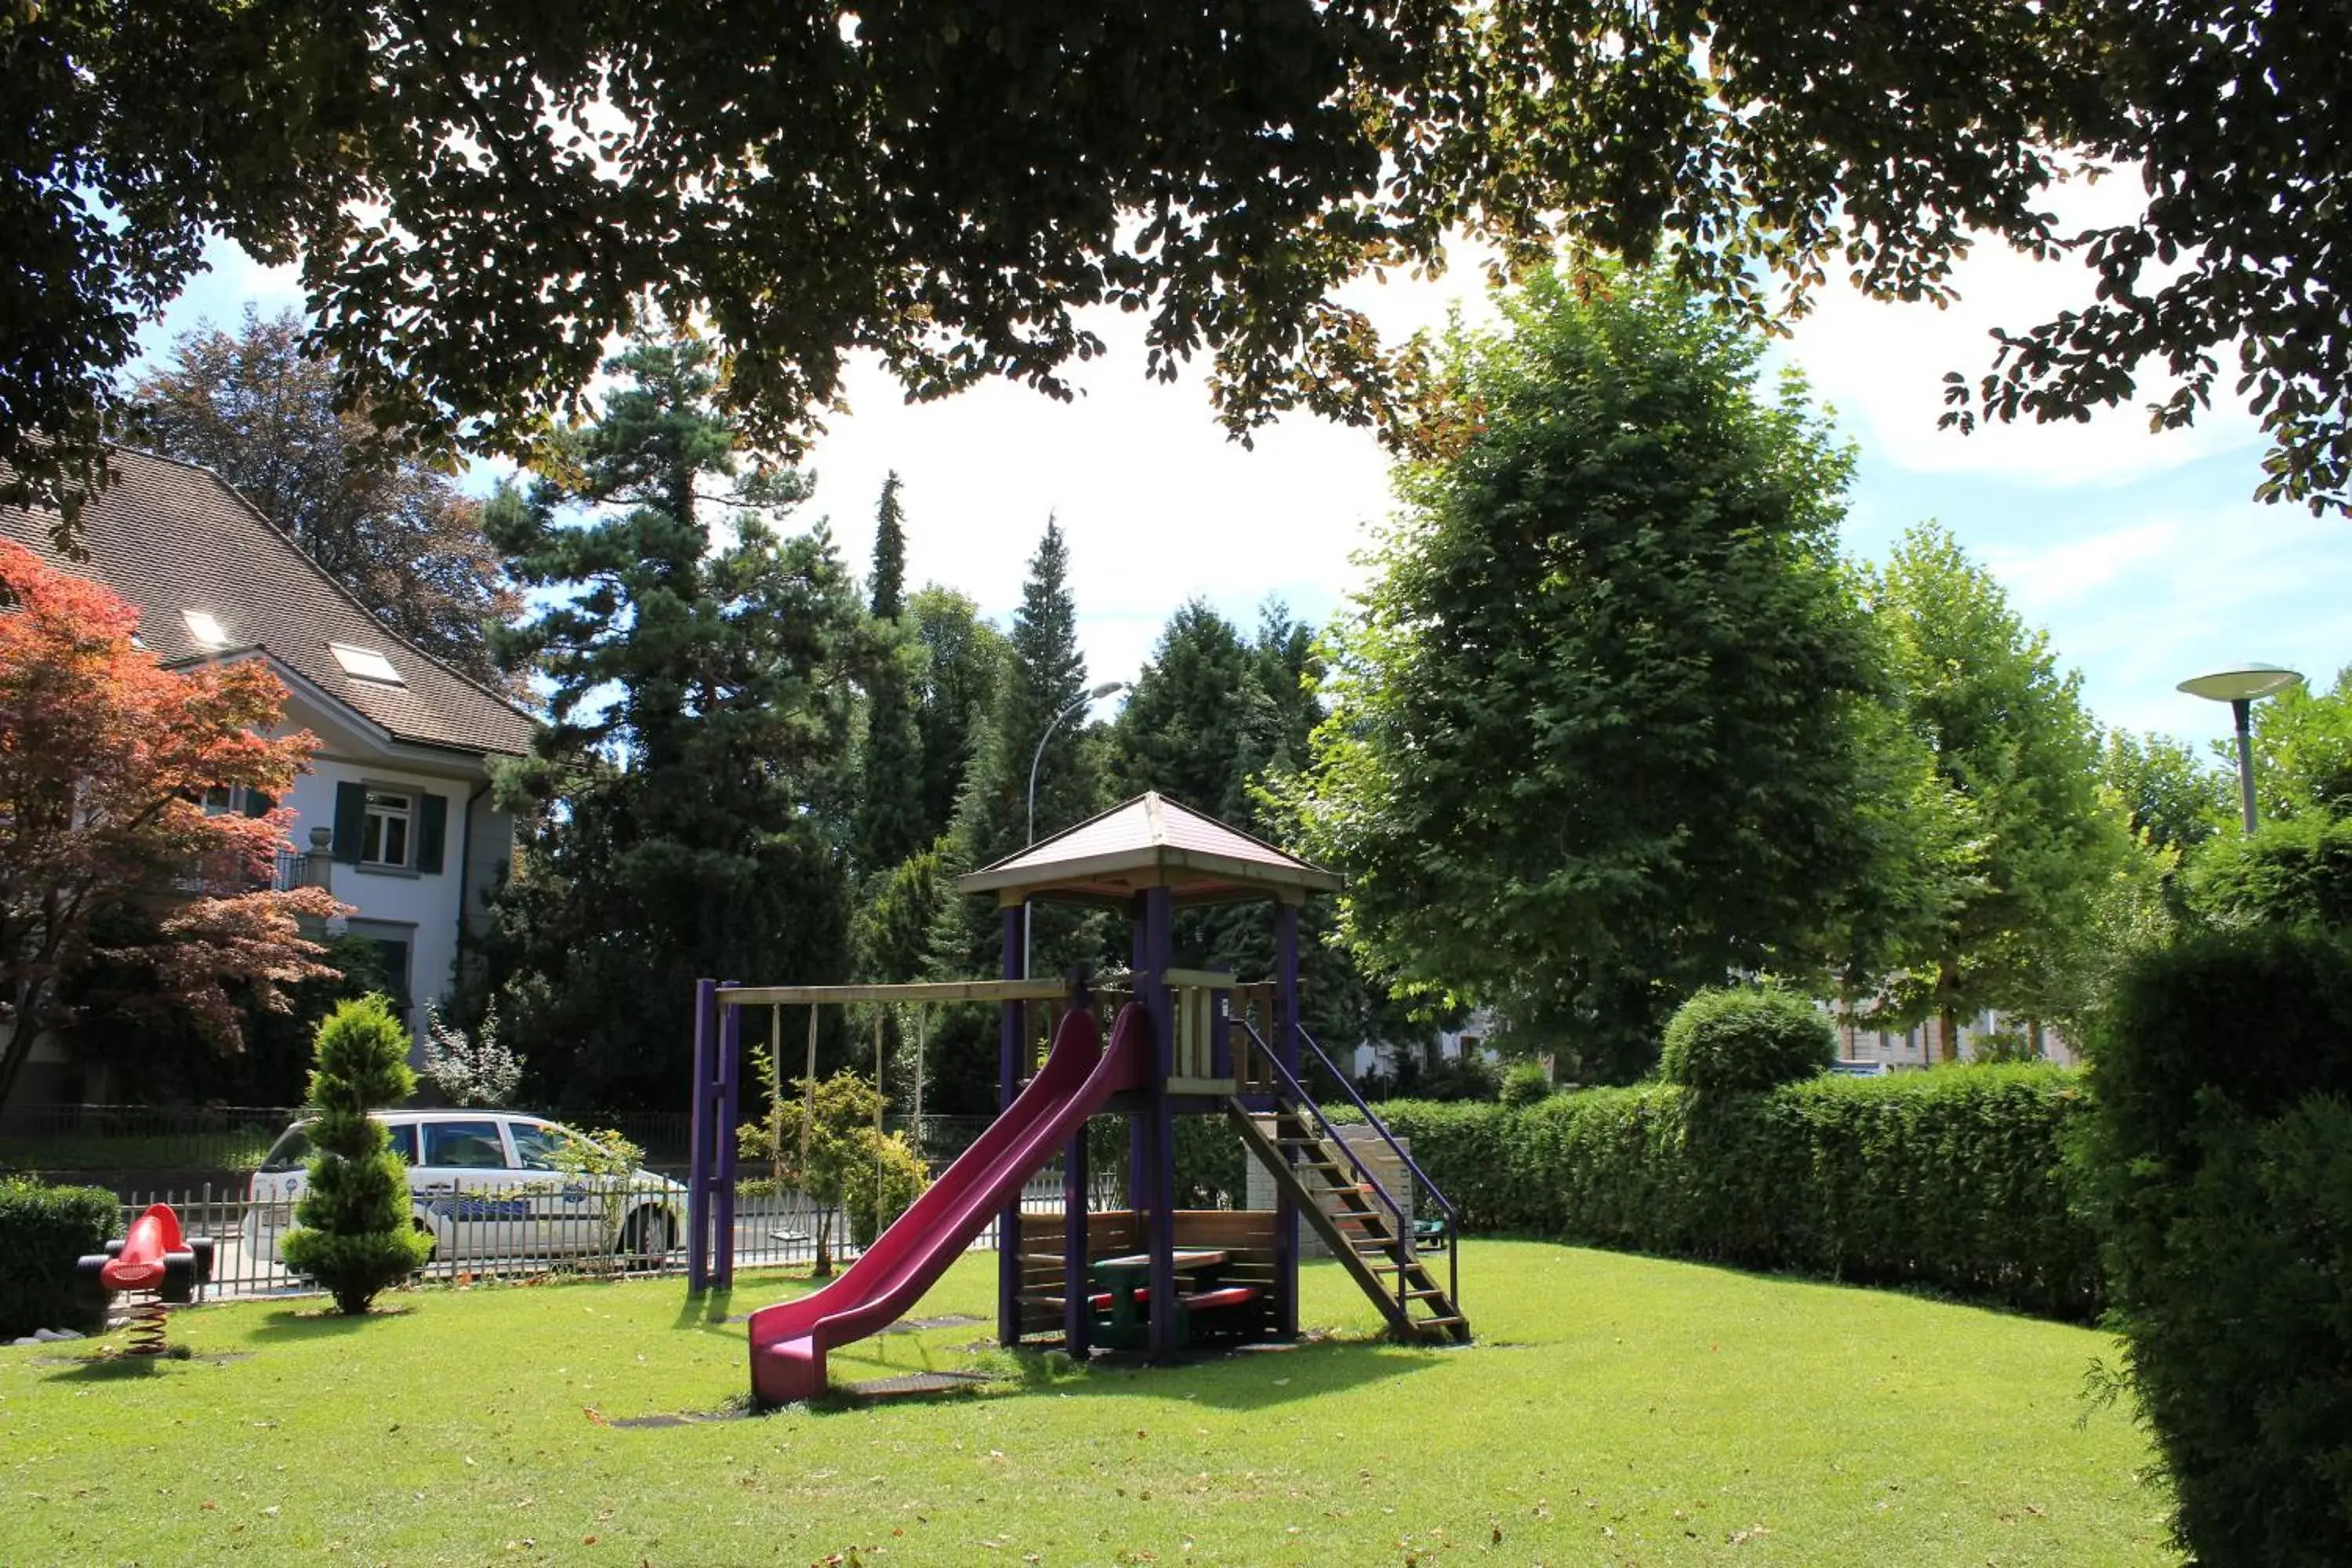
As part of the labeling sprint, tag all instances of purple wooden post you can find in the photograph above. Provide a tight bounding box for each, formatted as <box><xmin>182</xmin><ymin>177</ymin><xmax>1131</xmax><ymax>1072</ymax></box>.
<box><xmin>1128</xmin><ymin>901</ymin><xmax>1151</xmax><ymax>1203</ymax></box>
<box><xmin>1142</xmin><ymin>885</ymin><xmax>1178</xmax><ymax>1359</ymax></box>
<box><xmin>1062</xmin><ymin>1108</ymin><xmax>1091</xmax><ymax>1356</ymax></box>
<box><xmin>687</xmin><ymin>978</ymin><xmax>715</xmax><ymax>1290</ymax></box>
<box><xmin>997</xmin><ymin>902</ymin><xmax>1026</xmax><ymax>1348</ymax></box>
<box><xmin>715</xmin><ymin>981</ymin><xmax>742</xmax><ymax>1290</ymax></box>
<box><xmin>1274</xmin><ymin>899</ymin><xmax>1301</xmax><ymax>1339</ymax></box>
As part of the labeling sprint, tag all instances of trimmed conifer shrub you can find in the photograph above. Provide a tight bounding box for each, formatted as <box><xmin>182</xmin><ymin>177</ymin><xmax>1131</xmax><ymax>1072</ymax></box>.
<box><xmin>281</xmin><ymin>995</ymin><xmax>433</xmax><ymax>1313</ymax></box>
<box><xmin>1659</xmin><ymin>986</ymin><xmax>1835</xmax><ymax>1092</ymax></box>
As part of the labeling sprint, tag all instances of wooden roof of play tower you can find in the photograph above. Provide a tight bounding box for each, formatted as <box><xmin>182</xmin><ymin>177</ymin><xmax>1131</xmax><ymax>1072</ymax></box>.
<box><xmin>957</xmin><ymin>792</ymin><xmax>1341</xmax><ymax>907</ymax></box>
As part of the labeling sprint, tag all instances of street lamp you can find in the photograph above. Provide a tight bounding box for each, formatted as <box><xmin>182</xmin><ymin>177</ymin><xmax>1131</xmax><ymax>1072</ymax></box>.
<box><xmin>2177</xmin><ymin>662</ymin><xmax>2305</xmax><ymax>834</ymax></box>
<box><xmin>1024</xmin><ymin>680</ymin><xmax>1129</xmax><ymax>976</ymax></box>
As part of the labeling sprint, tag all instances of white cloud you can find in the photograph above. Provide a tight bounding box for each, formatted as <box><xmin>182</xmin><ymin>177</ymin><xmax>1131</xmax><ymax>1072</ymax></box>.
<box><xmin>1781</xmin><ymin>175</ymin><xmax>2264</xmax><ymax>486</ymax></box>
<box><xmin>1974</xmin><ymin>500</ymin><xmax>2352</xmax><ymax>738</ymax></box>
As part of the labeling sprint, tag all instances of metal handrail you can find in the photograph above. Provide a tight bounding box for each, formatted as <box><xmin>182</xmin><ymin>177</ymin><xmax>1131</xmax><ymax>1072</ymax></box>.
<box><xmin>1233</xmin><ymin>1018</ymin><xmax>1430</xmax><ymax>1319</ymax></box>
<box><xmin>1290</xmin><ymin>1022</ymin><xmax>1460</xmax><ymax>1233</ymax></box>
<box><xmin>1240</xmin><ymin>1018</ymin><xmax>1461</xmax><ymax>1323</ymax></box>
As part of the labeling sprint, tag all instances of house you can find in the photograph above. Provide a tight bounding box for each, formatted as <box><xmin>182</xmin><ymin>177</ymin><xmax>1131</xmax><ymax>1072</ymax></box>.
<box><xmin>1827</xmin><ymin>1003</ymin><xmax>2079</xmax><ymax>1069</ymax></box>
<box><xmin>1</xmin><ymin>448</ymin><xmax>535</xmax><ymax>1102</ymax></box>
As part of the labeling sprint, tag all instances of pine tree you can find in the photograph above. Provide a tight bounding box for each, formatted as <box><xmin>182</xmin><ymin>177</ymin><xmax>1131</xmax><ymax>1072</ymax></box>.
<box><xmin>854</xmin><ymin>474</ymin><xmax>926</xmax><ymax>873</ymax></box>
<box><xmin>924</xmin><ymin>518</ymin><xmax>1112</xmax><ymax>1112</ymax></box>
<box><xmin>909</xmin><ymin>586</ymin><xmax>1008</xmax><ymax>845</ymax></box>
<box><xmin>483</xmin><ymin>330</ymin><xmax>866</xmax><ymax>1109</ymax></box>
<box><xmin>869</xmin><ymin>471</ymin><xmax>907</xmax><ymax>619</ymax></box>
<box><xmin>1114</xmin><ymin>598</ymin><xmax>1413</xmax><ymax>1058</ymax></box>
<box><xmin>281</xmin><ymin>996</ymin><xmax>434</xmax><ymax>1314</ymax></box>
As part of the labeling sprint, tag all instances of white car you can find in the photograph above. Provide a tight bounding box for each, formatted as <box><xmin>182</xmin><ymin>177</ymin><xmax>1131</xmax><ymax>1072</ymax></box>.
<box><xmin>241</xmin><ymin>1110</ymin><xmax>684</xmax><ymax>1270</ymax></box>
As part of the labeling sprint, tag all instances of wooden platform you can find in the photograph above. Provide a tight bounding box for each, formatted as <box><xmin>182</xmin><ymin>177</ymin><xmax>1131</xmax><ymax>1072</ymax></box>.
<box><xmin>848</xmin><ymin>1370</ymin><xmax>994</xmax><ymax>1399</ymax></box>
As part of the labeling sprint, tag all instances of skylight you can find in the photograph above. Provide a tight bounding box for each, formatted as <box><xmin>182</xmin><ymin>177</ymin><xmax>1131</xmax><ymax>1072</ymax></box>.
<box><xmin>182</xmin><ymin>608</ymin><xmax>231</xmax><ymax>648</ymax></box>
<box><xmin>328</xmin><ymin>642</ymin><xmax>405</xmax><ymax>684</ymax></box>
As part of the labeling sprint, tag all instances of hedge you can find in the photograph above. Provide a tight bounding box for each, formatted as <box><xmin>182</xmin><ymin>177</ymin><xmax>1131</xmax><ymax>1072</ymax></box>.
<box><xmin>1342</xmin><ymin>1065</ymin><xmax>2101</xmax><ymax>1320</ymax></box>
<box><xmin>0</xmin><ymin>1175</ymin><xmax>122</xmax><ymax>1338</ymax></box>
<box><xmin>2076</xmin><ymin>927</ymin><xmax>2352</xmax><ymax>1563</ymax></box>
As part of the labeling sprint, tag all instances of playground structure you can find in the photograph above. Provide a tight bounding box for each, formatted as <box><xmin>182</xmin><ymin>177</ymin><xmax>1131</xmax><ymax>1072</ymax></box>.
<box><xmin>684</xmin><ymin>793</ymin><xmax>1468</xmax><ymax>1408</ymax></box>
<box><xmin>76</xmin><ymin>1201</ymin><xmax>214</xmax><ymax>1354</ymax></box>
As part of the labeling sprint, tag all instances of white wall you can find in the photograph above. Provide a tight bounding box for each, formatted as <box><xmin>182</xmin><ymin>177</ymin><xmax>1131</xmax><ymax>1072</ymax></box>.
<box><xmin>270</xmin><ymin>687</ymin><xmax>506</xmax><ymax>1037</ymax></box>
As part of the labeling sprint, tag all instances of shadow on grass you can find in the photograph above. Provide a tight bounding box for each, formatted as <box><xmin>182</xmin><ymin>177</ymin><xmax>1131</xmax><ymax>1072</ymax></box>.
<box><xmin>799</xmin><ymin>1331</ymin><xmax>1448</xmax><ymax>1415</ymax></box>
<box><xmin>673</xmin><ymin>1286</ymin><xmax>737</xmax><ymax>1332</ymax></box>
<box><xmin>40</xmin><ymin>1345</ymin><xmax>194</xmax><ymax>1381</ymax></box>
<box><xmin>247</xmin><ymin>1305</ymin><xmax>398</xmax><ymax>1340</ymax></box>
<box><xmin>1048</xmin><ymin>1332</ymin><xmax>1445</xmax><ymax>1411</ymax></box>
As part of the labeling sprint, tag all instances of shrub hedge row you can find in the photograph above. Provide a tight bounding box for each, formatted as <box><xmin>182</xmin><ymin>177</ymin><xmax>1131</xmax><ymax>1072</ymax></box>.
<box><xmin>0</xmin><ymin>1175</ymin><xmax>121</xmax><ymax>1338</ymax></box>
<box><xmin>1343</xmin><ymin>1065</ymin><xmax>2101</xmax><ymax>1320</ymax></box>
<box><xmin>2078</xmin><ymin>927</ymin><xmax>2352</xmax><ymax>1563</ymax></box>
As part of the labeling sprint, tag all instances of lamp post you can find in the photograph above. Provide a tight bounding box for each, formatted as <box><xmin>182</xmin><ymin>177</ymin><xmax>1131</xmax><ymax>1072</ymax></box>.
<box><xmin>1024</xmin><ymin>680</ymin><xmax>1129</xmax><ymax>977</ymax></box>
<box><xmin>2176</xmin><ymin>662</ymin><xmax>2305</xmax><ymax>834</ymax></box>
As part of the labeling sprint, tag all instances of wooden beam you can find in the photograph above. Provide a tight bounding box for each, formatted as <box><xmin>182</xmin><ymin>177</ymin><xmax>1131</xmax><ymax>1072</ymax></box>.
<box><xmin>718</xmin><ymin>978</ymin><xmax>1073</xmax><ymax>1007</ymax></box>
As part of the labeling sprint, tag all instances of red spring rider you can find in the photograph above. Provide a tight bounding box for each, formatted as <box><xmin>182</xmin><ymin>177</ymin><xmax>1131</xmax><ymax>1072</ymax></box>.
<box><xmin>76</xmin><ymin>1203</ymin><xmax>214</xmax><ymax>1354</ymax></box>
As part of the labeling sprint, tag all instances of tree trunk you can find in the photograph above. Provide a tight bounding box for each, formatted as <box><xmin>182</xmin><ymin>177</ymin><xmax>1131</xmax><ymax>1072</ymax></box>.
<box><xmin>1937</xmin><ymin>959</ymin><xmax>1962</xmax><ymax>1063</ymax></box>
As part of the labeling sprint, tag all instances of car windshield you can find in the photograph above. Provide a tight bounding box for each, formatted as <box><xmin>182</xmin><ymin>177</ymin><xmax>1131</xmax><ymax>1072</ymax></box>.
<box><xmin>259</xmin><ymin>1125</ymin><xmax>311</xmax><ymax>1172</ymax></box>
<box><xmin>509</xmin><ymin>1122</ymin><xmax>586</xmax><ymax>1172</ymax></box>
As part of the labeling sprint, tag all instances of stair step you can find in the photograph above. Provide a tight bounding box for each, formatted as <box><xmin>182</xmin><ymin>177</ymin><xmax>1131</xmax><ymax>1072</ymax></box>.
<box><xmin>1403</xmin><ymin>1289</ymin><xmax>1450</xmax><ymax>1301</ymax></box>
<box><xmin>1417</xmin><ymin>1315</ymin><xmax>1467</xmax><ymax>1327</ymax></box>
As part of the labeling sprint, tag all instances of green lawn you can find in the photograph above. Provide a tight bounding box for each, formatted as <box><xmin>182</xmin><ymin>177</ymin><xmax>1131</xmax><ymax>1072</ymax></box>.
<box><xmin>0</xmin><ymin>1240</ymin><xmax>2174</xmax><ymax>1566</ymax></box>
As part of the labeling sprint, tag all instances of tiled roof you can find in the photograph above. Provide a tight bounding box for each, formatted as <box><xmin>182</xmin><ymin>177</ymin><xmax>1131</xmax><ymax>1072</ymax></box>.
<box><xmin>0</xmin><ymin>448</ymin><xmax>535</xmax><ymax>757</ymax></box>
<box><xmin>958</xmin><ymin>793</ymin><xmax>1341</xmax><ymax>905</ymax></box>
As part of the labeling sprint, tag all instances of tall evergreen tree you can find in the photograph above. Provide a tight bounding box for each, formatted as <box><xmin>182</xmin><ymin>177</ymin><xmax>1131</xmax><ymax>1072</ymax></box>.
<box><xmin>869</xmin><ymin>471</ymin><xmax>907</xmax><ymax>619</ymax></box>
<box><xmin>1115</xmin><ymin>598</ymin><xmax>1413</xmax><ymax>1063</ymax></box>
<box><xmin>853</xmin><ymin>474</ymin><xmax>924</xmax><ymax>874</ymax></box>
<box><xmin>924</xmin><ymin>518</ymin><xmax>1112</xmax><ymax>1112</ymax></box>
<box><xmin>909</xmin><ymin>586</ymin><xmax>1009</xmax><ymax>845</ymax></box>
<box><xmin>482</xmin><ymin>331</ymin><xmax>866</xmax><ymax>1111</ymax></box>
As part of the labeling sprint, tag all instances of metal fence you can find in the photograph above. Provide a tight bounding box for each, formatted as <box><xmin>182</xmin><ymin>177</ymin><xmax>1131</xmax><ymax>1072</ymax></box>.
<box><xmin>0</xmin><ymin>1103</ymin><xmax>303</xmax><ymax>1175</ymax></box>
<box><xmin>0</xmin><ymin>1105</ymin><xmax>1006</xmax><ymax>1180</ymax></box>
<box><xmin>111</xmin><ymin>1167</ymin><xmax>1098</xmax><ymax>1304</ymax></box>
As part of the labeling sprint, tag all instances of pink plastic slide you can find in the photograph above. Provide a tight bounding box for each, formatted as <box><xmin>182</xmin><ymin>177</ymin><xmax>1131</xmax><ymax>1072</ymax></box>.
<box><xmin>747</xmin><ymin>1002</ymin><xmax>1149</xmax><ymax>1406</ymax></box>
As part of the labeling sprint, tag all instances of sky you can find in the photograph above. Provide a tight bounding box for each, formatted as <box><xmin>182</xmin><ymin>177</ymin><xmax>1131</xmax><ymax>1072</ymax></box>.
<box><xmin>141</xmin><ymin>183</ymin><xmax>2350</xmax><ymax>753</ymax></box>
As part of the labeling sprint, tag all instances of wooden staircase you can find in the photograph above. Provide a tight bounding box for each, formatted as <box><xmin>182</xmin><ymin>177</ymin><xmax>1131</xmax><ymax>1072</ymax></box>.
<box><xmin>1229</xmin><ymin>1103</ymin><xmax>1471</xmax><ymax>1346</ymax></box>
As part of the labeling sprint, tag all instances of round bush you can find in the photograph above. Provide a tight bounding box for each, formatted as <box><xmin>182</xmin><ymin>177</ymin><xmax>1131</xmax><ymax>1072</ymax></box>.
<box><xmin>843</xmin><ymin>1131</ymin><xmax>929</xmax><ymax>1249</ymax></box>
<box><xmin>1659</xmin><ymin>986</ymin><xmax>1835</xmax><ymax>1091</ymax></box>
<box><xmin>1499</xmin><ymin>1062</ymin><xmax>1555</xmax><ymax>1108</ymax></box>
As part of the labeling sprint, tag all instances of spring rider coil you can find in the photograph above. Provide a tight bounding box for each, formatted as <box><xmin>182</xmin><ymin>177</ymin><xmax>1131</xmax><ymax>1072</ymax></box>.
<box><xmin>76</xmin><ymin>1203</ymin><xmax>214</xmax><ymax>1353</ymax></box>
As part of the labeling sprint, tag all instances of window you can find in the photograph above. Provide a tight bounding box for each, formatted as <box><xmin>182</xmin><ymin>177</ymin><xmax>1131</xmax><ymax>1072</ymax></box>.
<box><xmin>183</xmin><ymin>608</ymin><xmax>231</xmax><ymax>648</ymax></box>
<box><xmin>421</xmin><ymin>1120</ymin><xmax>509</xmax><ymax>1170</ymax></box>
<box><xmin>510</xmin><ymin>1123</ymin><xmax>576</xmax><ymax>1172</ymax></box>
<box><xmin>199</xmin><ymin>785</ymin><xmax>273</xmax><ymax>817</ymax></box>
<box><xmin>328</xmin><ymin>642</ymin><xmax>405</xmax><ymax>684</ymax></box>
<box><xmin>382</xmin><ymin>1123</ymin><xmax>418</xmax><ymax>1165</ymax></box>
<box><xmin>260</xmin><ymin>1125</ymin><xmax>312</xmax><ymax>1173</ymax></box>
<box><xmin>362</xmin><ymin>789</ymin><xmax>412</xmax><ymax>867</ymax></box>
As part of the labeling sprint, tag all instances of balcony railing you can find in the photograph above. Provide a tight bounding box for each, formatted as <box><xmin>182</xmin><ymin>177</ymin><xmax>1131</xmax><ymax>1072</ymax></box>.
<box><xmin>272</xmin><ymin>849</ymin><xmax>332</xmax><ymax>892</ymax></box>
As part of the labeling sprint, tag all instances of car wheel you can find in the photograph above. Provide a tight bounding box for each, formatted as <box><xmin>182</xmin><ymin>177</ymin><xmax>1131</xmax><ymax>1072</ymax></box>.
<box><xmin>618</xmin><ymin>1208</ymin><xmax>674</xmax><ymax>1269</ymax></box>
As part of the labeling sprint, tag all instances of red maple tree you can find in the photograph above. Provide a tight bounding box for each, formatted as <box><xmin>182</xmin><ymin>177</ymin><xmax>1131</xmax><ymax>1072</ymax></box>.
<box><xmin>0</xmin><ymin>539</ymin><xmax>347</xmax><ymax>1102</ymax></box>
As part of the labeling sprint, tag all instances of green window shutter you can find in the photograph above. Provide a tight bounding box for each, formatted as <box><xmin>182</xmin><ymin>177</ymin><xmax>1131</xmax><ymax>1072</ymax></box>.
<box><xmin>417</xmin><ymin>791</ymin><xmax>448</xmax><ymax>874</ymax></box>
<box><xmin>332</xmin><ymin>781</ymin><xmax>366</xmax><ymax>863</ymax></box>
